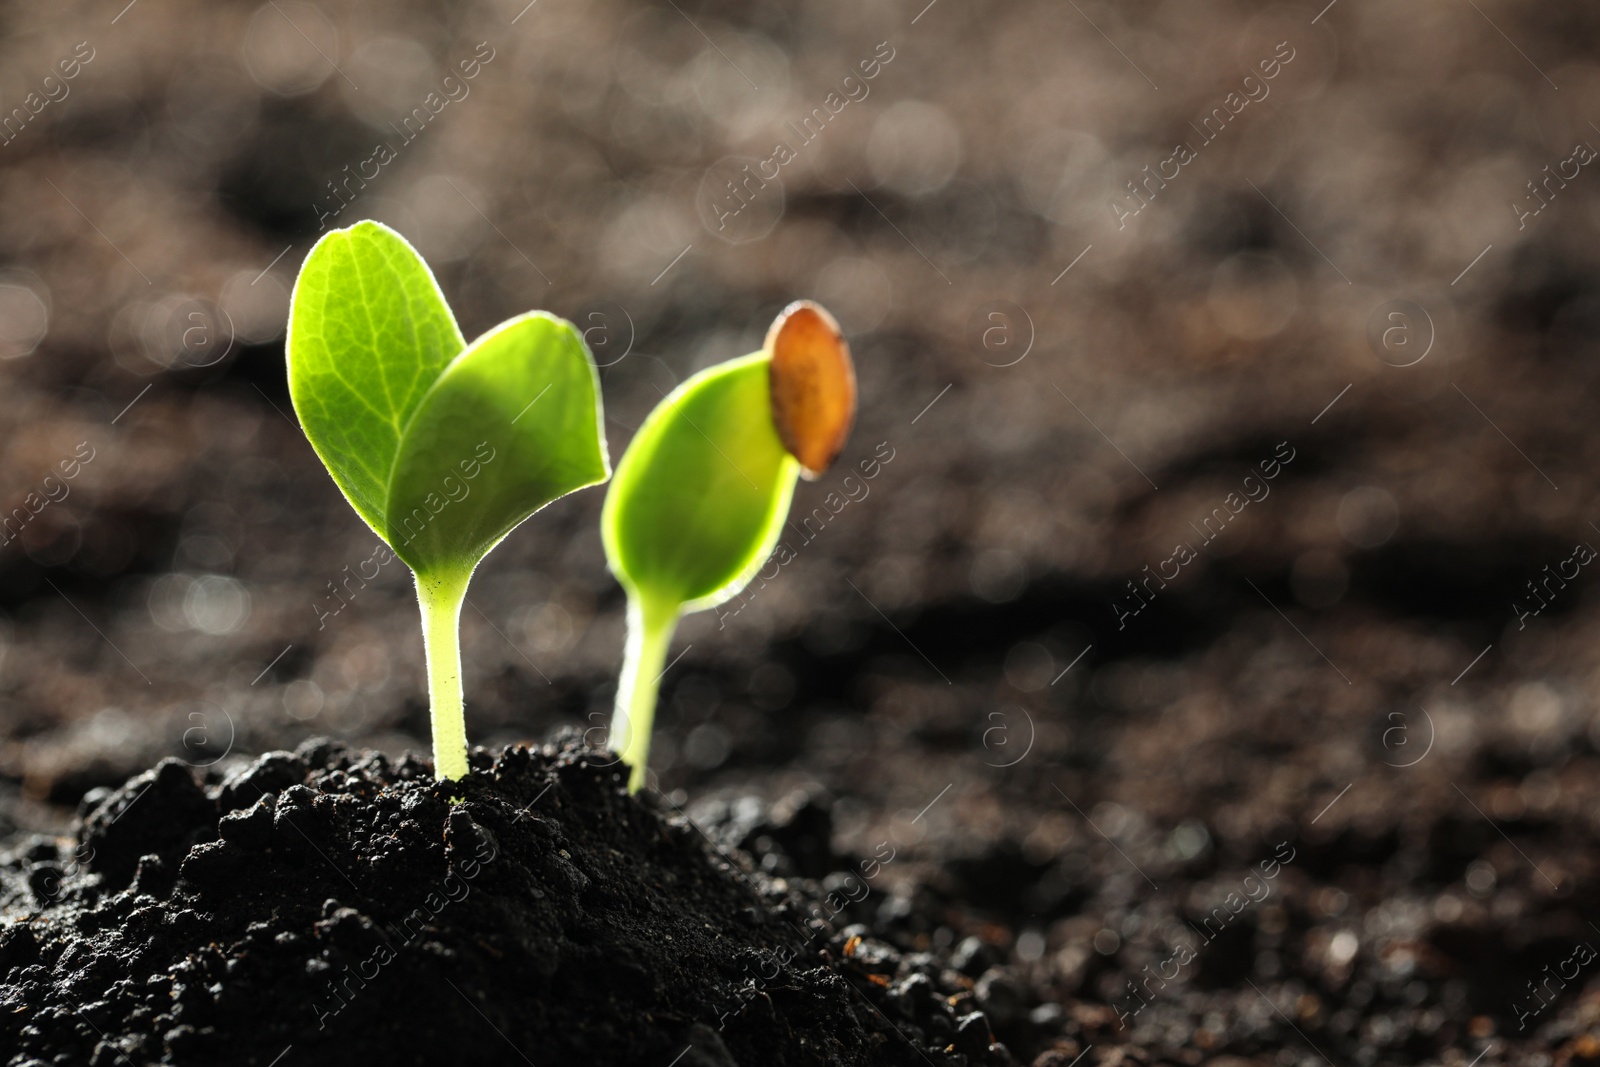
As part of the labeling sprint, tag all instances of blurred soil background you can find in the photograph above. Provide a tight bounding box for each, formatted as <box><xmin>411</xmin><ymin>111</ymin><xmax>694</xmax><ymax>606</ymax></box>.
<box><xmin>3</xmin><ymin>0</ymin><xmax>1600</xmax><ymax>1063</ymax></box>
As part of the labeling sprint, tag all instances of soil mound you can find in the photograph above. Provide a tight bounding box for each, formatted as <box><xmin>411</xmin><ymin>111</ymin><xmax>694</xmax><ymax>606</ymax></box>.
<box><xmin>0</xmin><ymin>736</ymin><xmax>1014</xmax><ymax>1066</ymax></box>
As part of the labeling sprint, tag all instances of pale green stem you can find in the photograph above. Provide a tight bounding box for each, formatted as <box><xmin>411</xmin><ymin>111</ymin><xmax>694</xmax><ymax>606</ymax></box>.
<box><xmin>416</xmin><ymin>568</ymin><xmax>472</xmax><ymax>781</ymax></box>
<box><xmin>610</xmin><ymin>593</ymin><xmax>680</xmax><ymax>793</ymax></box>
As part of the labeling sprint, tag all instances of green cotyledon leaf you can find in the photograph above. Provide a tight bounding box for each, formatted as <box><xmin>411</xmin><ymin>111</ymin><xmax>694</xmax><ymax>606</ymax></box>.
<box><xmin>601</xmin><ymin>352</ymin><xmax>800</xmax><ymax>616</ymax></box>
<box><xmin>287</xmin><ymin>220</ymin><xmax>466</xmax><ymax>537</ymax></box>
<box><xmin>386</xmin><ymin>311</ymin><xmax>610</xmax><ymax>576</ymax></box>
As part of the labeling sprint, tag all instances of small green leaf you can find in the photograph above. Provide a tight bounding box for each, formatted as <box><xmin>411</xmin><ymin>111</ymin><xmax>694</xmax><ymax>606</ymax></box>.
<box><xmin>387</xmin><ymin>312</ymin><xmax>610</xmax><ymax>577</ymax></box>
<box><xmin>287</xmin><ymin>220</ymin><xmax>466</xmax><ymax>536</ymax></box>
<box><xmin>601</xmin><ymin>352</ymin><xmax>800</xmax><ymax>615</ymax></box>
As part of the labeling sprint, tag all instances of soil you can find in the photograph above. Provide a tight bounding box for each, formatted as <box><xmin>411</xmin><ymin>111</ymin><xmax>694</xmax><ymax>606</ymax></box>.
<box><xmin>7</xmin><ymin>691</ymin><xmax>1600</xmax><ymax>1067</ymax></box>
<box><xmin>3</xmin><ymin>2</ymin><xmax>1600</xmax><ymax>1065</ymax></box>
<box><xmin>0</xmin><ymin>735</ymin><xmax>1020</xmax><ymax>1066</ymax></box>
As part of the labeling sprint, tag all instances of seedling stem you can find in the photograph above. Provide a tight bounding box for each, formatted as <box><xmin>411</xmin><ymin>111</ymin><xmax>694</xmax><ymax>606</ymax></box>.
<box><xmin>417</xmin><ymin>568</ymin><xmax>472</xmax><ymax>781</ymax></box>
<box><xmin>612</xmin><ymin>595</ymin><xmax>678</xmax><ymax>792</ymax></box>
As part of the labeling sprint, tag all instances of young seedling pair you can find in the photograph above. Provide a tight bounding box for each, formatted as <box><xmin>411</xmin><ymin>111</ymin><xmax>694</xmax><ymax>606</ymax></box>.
<box><xmin>287</xmin><ymin>221</ymin><xmax>855</xmax><ymax>790</ymax></box>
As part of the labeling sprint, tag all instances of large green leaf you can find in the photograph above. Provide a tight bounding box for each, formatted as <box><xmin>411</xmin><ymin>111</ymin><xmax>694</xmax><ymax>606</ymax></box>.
<box><xmin>601</xmin><ymin>352</ymin><xmax>799</xmax><ymax>615</ymax></box>
<box><xmin>287</xmin><ymin>221</ymin><xmax>465</xmax><ymax>536</ymax></box>
<box><xmin>386</xmin><ymin>312</ymin><xmax>610</xmax><ymax>575</ymax></box>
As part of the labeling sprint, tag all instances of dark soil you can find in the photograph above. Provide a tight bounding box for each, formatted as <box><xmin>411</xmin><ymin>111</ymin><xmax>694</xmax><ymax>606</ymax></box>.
<box><xmin>4</xmin><ymin>4</ymin><xmax>1600</xmax><ymax>1066</ymax></box>
<box><xmin>0</xmin><ymin>734</ymin><xmax>1018</xmax><ymax>1066</ymax></box>
<box><xmin>9</xmin><ymin>703</ymin><xmax>1600</xmax><ymax>1067</ymax></box>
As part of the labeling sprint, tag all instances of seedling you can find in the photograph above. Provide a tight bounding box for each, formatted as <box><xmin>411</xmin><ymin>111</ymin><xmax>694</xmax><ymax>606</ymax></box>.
<box><xmin>602</xmin><ymin>301</ymin><xmax>855</xmax><ymax>791</ymax></box>
<box><xmin>287</xmin><ymin>220</ymin><xmax>609</xmax><ymax>780</ymax></box>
